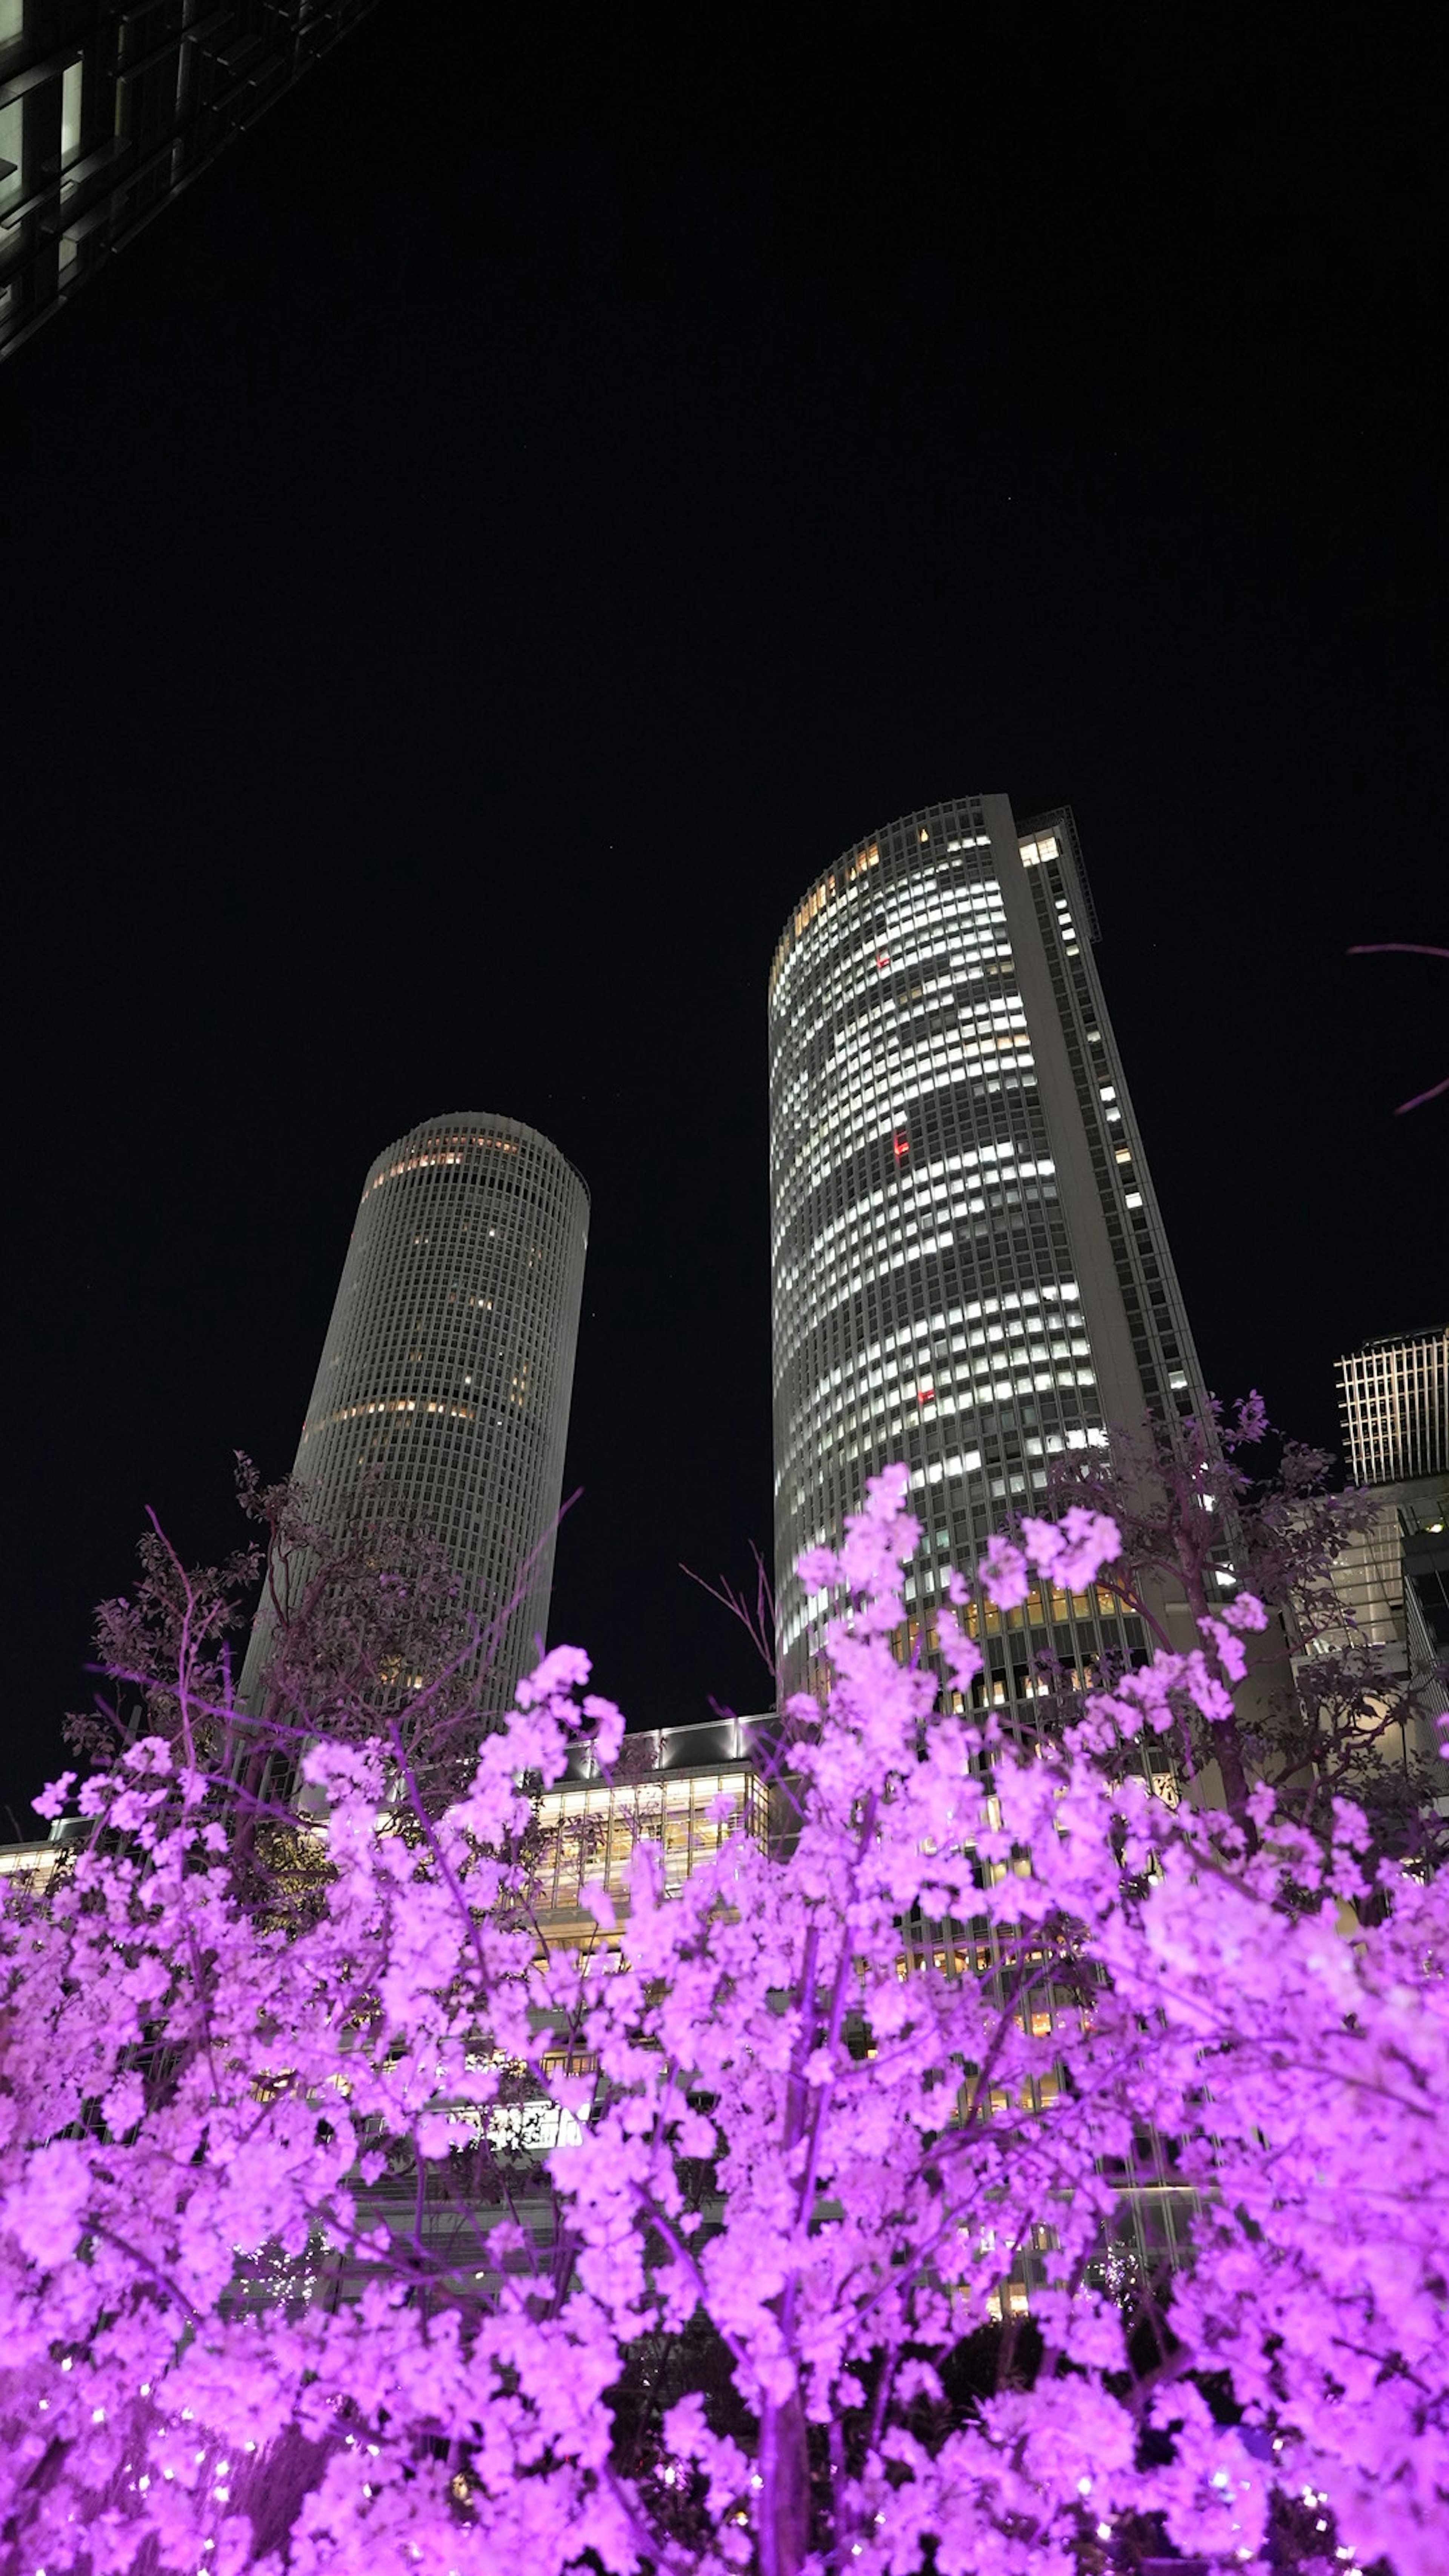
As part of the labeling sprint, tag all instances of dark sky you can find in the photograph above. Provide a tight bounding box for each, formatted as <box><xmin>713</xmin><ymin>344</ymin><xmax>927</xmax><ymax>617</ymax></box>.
<box><xmin>3</xmin><ymin>10</ymin><xmax>1444</xmax><ymax>1825</ymax></box>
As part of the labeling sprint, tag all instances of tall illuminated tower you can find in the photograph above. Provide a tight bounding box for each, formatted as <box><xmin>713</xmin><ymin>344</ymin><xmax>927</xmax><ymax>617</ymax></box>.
<box><xmin>769</xmin><ymin>794</ymin><xmax>1208</xmax><ymax>1702</ymax></box>
<box><xmin>241</xmin><ymin>1112</ymin><xmax>588</xmax><ymax>1717</ymax></box>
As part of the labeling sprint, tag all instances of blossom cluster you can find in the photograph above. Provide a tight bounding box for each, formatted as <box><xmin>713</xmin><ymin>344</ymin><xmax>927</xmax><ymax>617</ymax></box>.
<box><xmin>1</xmin><ymin>1467</ymin><xmax>1446</xmax><ymax>2573</ymax></box>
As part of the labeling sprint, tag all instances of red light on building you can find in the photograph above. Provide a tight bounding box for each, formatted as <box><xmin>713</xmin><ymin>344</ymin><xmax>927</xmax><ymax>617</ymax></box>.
<box><xmin>893</xmin><ymin>1136</ymin><xmax>909</xmax><ymax>1158</ymax></box>
<box><xmin>876</xmin><ymin>954</ymin><xmax>889</xmax><ymax>969</ymax></box>
<box><xmin>918</xmin><ymin>1387</ymin><xmax>934</xmax><ymax>1405</ymax></box>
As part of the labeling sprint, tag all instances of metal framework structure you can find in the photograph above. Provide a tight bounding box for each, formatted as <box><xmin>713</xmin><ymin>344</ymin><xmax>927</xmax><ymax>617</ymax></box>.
<box><xmin>1</xmin><ymin>0</ymin><xmax>380</xmax><ymax>361</ymax></box>
<box><xmin>1337</xmin><ymin>1325</ymin><xmax>1449</xmax><ymax>1489</ymax></box>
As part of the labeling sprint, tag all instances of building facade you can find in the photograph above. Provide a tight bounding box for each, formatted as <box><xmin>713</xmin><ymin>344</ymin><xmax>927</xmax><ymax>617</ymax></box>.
<box><xmin>240</xmin><ymin>1113</ymin><xmax>589</xmax><ymax>1721</ymax></box>
<box><xmin>1</xmin><ymin>0</ymin><xmax>379</xmax><ymax>362</ymax></box>
<box><xmin>532</xmin><ymin>1715</ymin><xmax>779</xmax><ymax>1952</ymax></box>
<box><xmin>769</xmin><ymin>794</ymin><xmax>1208</xmax><ymax>1702</ymax></box>
<box><xmin>1336</xmin><ymin>1326</ymin><xmax>1449</xmax><ymax>1488</ymax></box>
<box><xmin>1317</xmin><ymin>1326</ymin><xmax>1449</xmax><ymax>1731</ymax></box>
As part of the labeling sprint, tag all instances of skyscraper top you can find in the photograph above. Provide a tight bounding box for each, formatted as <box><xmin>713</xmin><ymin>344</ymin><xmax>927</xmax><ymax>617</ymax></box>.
<box><xmin>359</xmin><ymin>1115</ymin><xmax>589</xmax><ymax>1206</ymax></box>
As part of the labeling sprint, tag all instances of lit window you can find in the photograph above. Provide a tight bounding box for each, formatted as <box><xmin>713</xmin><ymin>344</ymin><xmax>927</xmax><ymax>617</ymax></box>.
<box><xmin>0</xmin><ymin>93</ymin><xmax>22</xmax><ymax>214</ymax></box>
<box><xmin>60</xmin><ymin>55</ymin><xmax>82</xmax><ymax>162</ymax></box>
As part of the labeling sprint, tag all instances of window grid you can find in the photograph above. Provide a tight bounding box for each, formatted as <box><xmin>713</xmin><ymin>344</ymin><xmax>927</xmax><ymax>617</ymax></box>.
<box><xmin>240</xmin><ymin>1113</ymin><xmax>588</xmax><ymax>1719</ymax></box>
<box><xmin>532</xmin><ymin>1769</ymin><xmax>770</xmax><ymax>1917</ymax></box>
<box><xmin>1336</xmin><ymin>1327</ymin><xmax>1449</xmax><ymax>1487</ymax></box>
<box><xmin>769</xmin><ymin>796</ymin><xmax>1208</xmax><ymax>1709</ymax></box>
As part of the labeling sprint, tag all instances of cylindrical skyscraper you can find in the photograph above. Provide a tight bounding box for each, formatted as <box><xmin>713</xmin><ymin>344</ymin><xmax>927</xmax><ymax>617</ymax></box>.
<box><xmin>242</xmin><ymin>1112</ymin><xmax>588</xmax><ymax>1716</ymax></box>
<box><xmin>769</xmin><ymin>795</ymin><xmax>1208</xmax><ymax>1704</ymax></box>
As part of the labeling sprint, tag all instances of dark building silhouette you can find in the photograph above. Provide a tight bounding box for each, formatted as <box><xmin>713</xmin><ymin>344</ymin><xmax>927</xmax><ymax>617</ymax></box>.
<box><xmin>1</xmin><ymin>0</ymin><xmax>378</xmax><ymax>361</ymax></box>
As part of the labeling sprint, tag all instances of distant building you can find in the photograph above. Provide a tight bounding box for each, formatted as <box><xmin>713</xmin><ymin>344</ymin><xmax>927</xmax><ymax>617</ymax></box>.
<box><xmin>240</xmin><ymin>1113</ymin><xmax>588</xmax><ymax>1722</ymax></box>
<box><xmin>1337</xmin><ymin>1326</ymin><xmax>1449</xmax><ymax>1488</ymax></box>
<box><xmin>1</xmin><ymin>0</ymin><xmax>380</xmax><ymax>362</ymax></box>
<box><xmin>1321</xmin><ymin>1325</ymin><xmax>1449</xmax><ymax>1728</ymax></box>
<box><xmin>768</xmin><ymin>795</ymin><xmax>1206</xmax><ymax>1705</ymax></box>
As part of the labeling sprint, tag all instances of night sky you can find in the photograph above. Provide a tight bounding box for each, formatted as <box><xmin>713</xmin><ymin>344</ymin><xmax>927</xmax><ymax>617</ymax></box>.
<box><xmin>3</xmin><ymin>12</ymin><xmax>1444</xmax><ymax>1827</ymax></box>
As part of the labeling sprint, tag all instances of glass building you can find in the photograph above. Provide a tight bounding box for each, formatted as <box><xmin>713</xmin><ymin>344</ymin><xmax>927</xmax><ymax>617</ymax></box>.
<box><xmin>1</xmin><ymin>0</ymin><xmax>378</xmax><ymax>362</ymax></box>
<box><xmin>531</xmin><ymin>1715</ymin><xmax>779</xmax><ymax>1952</ymax></box>
<box><xmin>769</xmin><ymin>793</ymin><xmax>1209</xmax><ymax>1706</ymax></box>
<box><xmin>239</xmin><ymin>1112</ymin><xmax>589</xmax><ymax>1720</ymax></box>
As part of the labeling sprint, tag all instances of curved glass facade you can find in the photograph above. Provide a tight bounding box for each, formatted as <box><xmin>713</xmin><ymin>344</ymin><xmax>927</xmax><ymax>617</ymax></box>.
<box><xmin>769</xmin><ymin>794</ymin><xmax>1206</xmax><ymax>1706</ymax></box>
<box><xmin>241</xmin><ymin>1112</ymin><xmax>588</xmax><ymax>1718</ymax></box>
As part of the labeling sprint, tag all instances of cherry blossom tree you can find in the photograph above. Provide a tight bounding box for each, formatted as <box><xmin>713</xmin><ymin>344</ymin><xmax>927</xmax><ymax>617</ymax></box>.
<box><xmin>2</xmin><ymin>1467</ymin><xmax>1447</xmax><ymax>2574</ymax></box>
<box><xmin>1041</xmin><ymin>1393</ymin><xmax>1449</xmax><ymax>1869</ymax></box>
<box><xmin>63</xmin><ymin>1458</ymin><xmax>507</xmax><ymax>1916</ymax></box>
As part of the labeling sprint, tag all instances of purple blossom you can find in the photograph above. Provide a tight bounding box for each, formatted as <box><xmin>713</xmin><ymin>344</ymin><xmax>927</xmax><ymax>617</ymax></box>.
<box><xmin>977</xmin><ymin>1535</ymin><xmax>1029</xmax><ymax>1609</ymax></box>
<box><xmin>1020</xmin><ymin>1505</ymin><xmax>1121</xmax><ymax>1592</ymax></box>
<box><xmin>0</xmin><ymin>1464</ymin><xmax>1445</xmax><ymax>2572</ymax></box>
<box><xmin>1221</xmin><ymin>1589</ymin><xmax>1269</xmax><ymax>1632</ymax></box>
